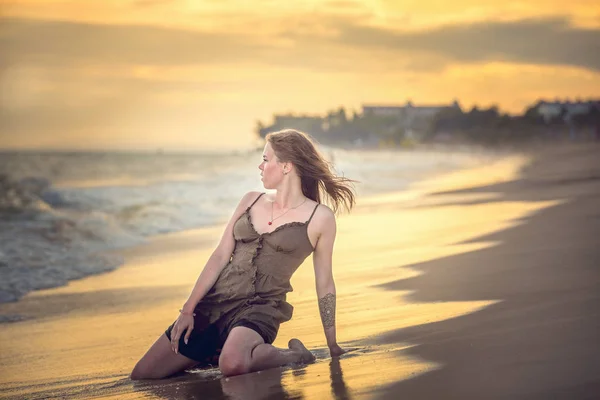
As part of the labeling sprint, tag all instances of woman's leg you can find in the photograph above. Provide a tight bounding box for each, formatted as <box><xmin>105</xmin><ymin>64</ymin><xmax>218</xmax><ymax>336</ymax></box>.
<box><xmin>130</xmin><ymin>334</ymin><xmax>199</xmax><ymax>380</ymax></box>
<box><xmin>218</xmin><ymin>326</ymin><xmax>315</xmax><ymax>377</ymax></box>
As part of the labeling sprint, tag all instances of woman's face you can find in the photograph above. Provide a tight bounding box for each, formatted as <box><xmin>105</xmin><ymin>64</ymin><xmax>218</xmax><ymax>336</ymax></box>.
<box><xmin>259</xmin><ymin>142</ymin><xmax>285</xmax><ymax>189</ymax></box>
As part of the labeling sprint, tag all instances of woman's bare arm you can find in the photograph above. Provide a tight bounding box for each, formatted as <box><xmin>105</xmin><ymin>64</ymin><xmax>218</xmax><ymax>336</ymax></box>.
<box><xmin>312</xmin><ymin>206</ymin><xmax>344</xmax><ymax>356</ymax></box>
<box><xmin>180</xmin><ymin>191</ymin><xmax>260</xmax><ymax>314</ymax></box>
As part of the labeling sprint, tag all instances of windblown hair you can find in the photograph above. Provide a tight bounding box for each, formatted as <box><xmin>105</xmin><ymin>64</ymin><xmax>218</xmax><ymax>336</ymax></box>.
<box><xmin>266</xmin><ymin>129</ymin><xmax>356</xmax><ymax>214</ymax></box>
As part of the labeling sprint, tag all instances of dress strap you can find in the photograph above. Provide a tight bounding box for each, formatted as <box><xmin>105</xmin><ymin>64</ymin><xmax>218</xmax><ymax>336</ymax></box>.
<box><xmin>306</xmin><ymin>203</ymin><xmax>320</xmax><ymax>224</ymax></box>
<box><xmin>248</xmin><ymin>192</ymin><xmax>265</xmax><ymax>209</ymax></box>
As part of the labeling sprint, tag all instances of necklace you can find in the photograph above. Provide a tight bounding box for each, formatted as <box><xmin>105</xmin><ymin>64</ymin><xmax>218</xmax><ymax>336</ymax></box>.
<box><xmin>269</xmin><ymin>198</ymin><xmax>308</xmax><ymax>225</ymax></box>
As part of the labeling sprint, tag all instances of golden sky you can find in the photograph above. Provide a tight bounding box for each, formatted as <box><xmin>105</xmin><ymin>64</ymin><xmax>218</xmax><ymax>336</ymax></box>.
<box><xmin>1</xmin><ymin>0</ymin><xmax>599</xmax><ymax>150</ymax></box>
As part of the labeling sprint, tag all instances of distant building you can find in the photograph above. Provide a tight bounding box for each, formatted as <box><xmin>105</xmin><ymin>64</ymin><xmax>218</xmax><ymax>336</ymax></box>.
<box><xmin>362</xmin><ymin>105</ymin><xmax>407</xmax><ymax>117</ymax></box>
<box><xmin>362</xmin><ymin>100</ymin><xmax>461</xmax><ymax>119</ymax></box>
<box><xmin>534</xmin><ymin>100</ymin><xmax>600</xmax><ymax>123</ymax></box>
<box><xmin>362</xmin><ymin>100</ymin><xmax>462</xmax><ymax>138</ymax></box>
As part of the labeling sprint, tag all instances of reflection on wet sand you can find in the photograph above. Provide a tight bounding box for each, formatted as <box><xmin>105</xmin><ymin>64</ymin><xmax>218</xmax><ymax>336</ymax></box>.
<box><xmin>131</xmin><ymin>369</ymin><xmax>224</xmax><ymax>400</ymax></box>
<box><xmin>133</xmin><ymin>353</ymin><xmax>361</xmax><ymax>400</ymax></box>
<box><xmin>131</xmin><ymin>365</ymin><xmax>300</xmax><ymax>400</ymax></box>
<box><xmin>329</xmin><ymin>358</ymin><xmax>352</xmax><ymax>400</ymax></box>
<box><xmin>221</xmin><ymin>367</ymin><xmax>303</xmax><ymax>400</ymax></box>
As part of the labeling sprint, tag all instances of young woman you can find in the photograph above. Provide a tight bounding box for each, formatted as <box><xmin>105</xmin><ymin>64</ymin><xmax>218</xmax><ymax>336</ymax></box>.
<box><xmin>131</xmin><ymin>129</ymin><xmax>356</xmax><ymax>379</ymax></box>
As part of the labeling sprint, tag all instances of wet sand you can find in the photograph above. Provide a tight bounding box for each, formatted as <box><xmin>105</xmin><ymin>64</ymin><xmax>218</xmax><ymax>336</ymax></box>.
<box><xmin>1</xmin><ymin>144</ymin><xmax>598</xmax><ymax>399</ymax></box>
<box><xmin>374</xmin><ymin>143</ymin><xmax>600</xmax><ymax>400</ymax></box>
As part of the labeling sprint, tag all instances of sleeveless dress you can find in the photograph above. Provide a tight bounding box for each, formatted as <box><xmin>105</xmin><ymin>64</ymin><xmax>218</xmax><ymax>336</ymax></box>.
<box><xmin>165</xmin><ymin>193</ymin><xmax>320</xmax><ymax>364</ymax></box>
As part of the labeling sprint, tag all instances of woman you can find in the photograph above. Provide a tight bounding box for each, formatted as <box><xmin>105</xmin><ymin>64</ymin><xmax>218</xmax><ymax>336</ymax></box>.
<box><xmin>131</xmin><ymin>129</ymin><xmax>355</xmax><ymax>379</ymax></box>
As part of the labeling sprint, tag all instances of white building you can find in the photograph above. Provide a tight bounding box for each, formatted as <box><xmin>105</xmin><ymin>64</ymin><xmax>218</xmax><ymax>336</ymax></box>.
<box><xmin>363</xmin><ymin>100</ymin><xmax>460</xmax><ymax>119</ymax></box>
<box><xmin>362</xmin><ymin>100</ymin><xmax>462</xmax><ymax>138</ymax></box>
<box><xmin>535</xmin><ymin>100</ymin><xmax>599</xmax><ymax>123</ymax></box>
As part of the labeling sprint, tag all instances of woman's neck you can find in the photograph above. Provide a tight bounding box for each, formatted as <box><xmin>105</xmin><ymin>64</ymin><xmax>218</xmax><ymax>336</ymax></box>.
<box><xmin>273</xmin><ymin>185</ymin><xmax>306</xmax><ymax>209</ymax></box>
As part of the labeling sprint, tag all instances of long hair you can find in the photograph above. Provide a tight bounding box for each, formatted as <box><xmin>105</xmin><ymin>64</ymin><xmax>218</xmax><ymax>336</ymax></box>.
<box><xmin>266</xmin><ymin>129</ymin><xmax>356</xmax><ymax>214</ymax></box>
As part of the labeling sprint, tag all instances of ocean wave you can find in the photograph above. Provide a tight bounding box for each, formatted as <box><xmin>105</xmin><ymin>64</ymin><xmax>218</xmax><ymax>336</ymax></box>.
<box><xmin>0</xmin><ymin>148</ymin><xmax>491</xmax><ymax>307</ymax></box>
<box><xmin>0</xmin><ymin>174</ymin><xmax>140</xmax><ymax>303</ymax></box>
<box><xmin>0</xmin><ymin>158</ymin><xmax>261</xmax><ymax>304</ymax></box>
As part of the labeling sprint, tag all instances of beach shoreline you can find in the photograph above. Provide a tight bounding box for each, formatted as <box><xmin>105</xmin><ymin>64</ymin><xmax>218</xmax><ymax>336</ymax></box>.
<box><xmin>0</xmin><ymin>144</ymin><xmax>502</xmax><ymax>306</ymax></box>
<box><xmin>1</xmin><ymin>143</ymin><xmax>598</xmax><ymax>399</ymax></box>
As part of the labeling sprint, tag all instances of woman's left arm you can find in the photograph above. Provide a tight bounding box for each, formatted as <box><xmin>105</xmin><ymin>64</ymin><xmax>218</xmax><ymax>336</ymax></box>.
<box><xmin>312</xmin><ymin>207</ymin><xmax>345</xmax><ymax>357</ymax></box>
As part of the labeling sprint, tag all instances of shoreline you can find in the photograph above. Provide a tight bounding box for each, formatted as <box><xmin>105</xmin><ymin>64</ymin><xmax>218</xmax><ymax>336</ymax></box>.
<box><xmin>1</xmin><ymin>143</ymin><xmax>597</xmax><ymax>399</ymax></box>
<box><xmin>0</xmin><ymin>144</ymin><xmax>507</xmax><ymax>309</ymax></box>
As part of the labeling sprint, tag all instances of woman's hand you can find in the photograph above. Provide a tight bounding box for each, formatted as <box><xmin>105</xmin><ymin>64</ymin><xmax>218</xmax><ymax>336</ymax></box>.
<box><xmin>170</xmin><ymin>312</ymin><xmax>195</xmax><ymax>354</ymax></box>
<box><xmin>329</xmin><ymin>343</ymin><xmax>346</xmax><ymax>358</ymax></box>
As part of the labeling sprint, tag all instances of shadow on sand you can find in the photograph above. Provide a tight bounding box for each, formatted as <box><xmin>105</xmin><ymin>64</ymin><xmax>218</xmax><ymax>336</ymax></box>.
<box><xmin>372</xmin><ymin>146</ymin><xmax>600</xmax><ymax>399</ymax></box>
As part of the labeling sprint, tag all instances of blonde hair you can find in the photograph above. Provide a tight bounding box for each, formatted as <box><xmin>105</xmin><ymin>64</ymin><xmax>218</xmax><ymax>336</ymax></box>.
<box><xmin>266</xmin><ymin>129</ymin><xmax>356</xmax><ymax>213</ymax></box>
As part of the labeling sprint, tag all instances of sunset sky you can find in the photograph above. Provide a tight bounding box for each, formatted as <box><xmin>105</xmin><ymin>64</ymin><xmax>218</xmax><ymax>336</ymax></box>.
<box><xmin>1</xmin><ymin>0</ymin><xmax>599</xmax><ymax>151</ymax></box>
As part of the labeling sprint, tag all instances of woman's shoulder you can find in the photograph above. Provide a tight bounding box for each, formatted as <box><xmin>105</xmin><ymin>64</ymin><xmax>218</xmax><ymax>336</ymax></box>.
<box><xmin>242</xmin><ymin>190</ymin><xmax>264</xmax><ymax>203</ymax></box>
<box><xmin>309</xmin><ymin>202</ymin><xmax>336</xmax><ymax>225</ymax></box>
<box><xmin>233</xmin><ymin>191</ymin><xmax>264</xmax><ymax>211</ymax></box>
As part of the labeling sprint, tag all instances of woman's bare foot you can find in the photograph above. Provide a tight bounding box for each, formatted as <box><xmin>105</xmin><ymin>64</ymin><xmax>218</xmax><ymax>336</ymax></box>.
<box><xmin>288</xmin><ymin>338</ymin><xmax>316</xmax><ymax>363</ymax></box>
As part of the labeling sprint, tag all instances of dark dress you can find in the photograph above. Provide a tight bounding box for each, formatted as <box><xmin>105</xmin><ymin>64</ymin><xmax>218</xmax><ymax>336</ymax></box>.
<box><xmin>165</xmin><ymin>193</ymin><xmax>319</xmax><ymax>364</ymax></box>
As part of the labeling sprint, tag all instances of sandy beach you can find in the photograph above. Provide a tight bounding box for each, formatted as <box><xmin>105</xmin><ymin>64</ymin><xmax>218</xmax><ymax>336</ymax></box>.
<box><xmin>1</xmin><ymin>143</ymin><xmax>599</xmax><ymax>399</ymax></box>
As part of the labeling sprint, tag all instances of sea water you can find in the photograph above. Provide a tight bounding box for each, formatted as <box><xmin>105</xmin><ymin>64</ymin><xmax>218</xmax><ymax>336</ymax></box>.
<box><xmin>0</xmin><ymin>146</ymin><xmax>487</xmax><ymax>306</ymax></box>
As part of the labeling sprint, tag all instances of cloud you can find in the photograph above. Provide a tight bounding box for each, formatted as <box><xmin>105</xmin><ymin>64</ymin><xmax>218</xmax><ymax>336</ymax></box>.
<box><xmin>329</xmin><ymin>17</ymin><xmax>600</xmax><ymax>71</ymax></box>
<box><xmin>0</xmin><ymin>17</ymin><xmax>260</xmax><ymax>67</ymax></box>
<box><xmin>1</xmin><ymin>14</ymin><xmax>598</xmax><ymax>149</ymax></box>
<box><xmin>1</xmin><ymin>15</ymin><xmax>599</xmax><ymax>72</ymax></box>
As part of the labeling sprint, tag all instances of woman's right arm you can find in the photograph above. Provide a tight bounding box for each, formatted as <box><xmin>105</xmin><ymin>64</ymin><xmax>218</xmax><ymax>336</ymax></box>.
<box><xmin>181</xmin><ymin>191</ymin><xmax>261</xmax><ymax>314</ymax></box>
<box><xmin>171</xmin><ymin>191</ymin><xmax>261</xmax><ymax>353</ymax></box>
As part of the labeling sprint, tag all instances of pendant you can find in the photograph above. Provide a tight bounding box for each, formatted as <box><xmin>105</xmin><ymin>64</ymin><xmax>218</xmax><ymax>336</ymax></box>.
<box><xmin>268</xmin><ymin>221</ymin><xmax>272</xmax><ymax>225</ymax></box>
